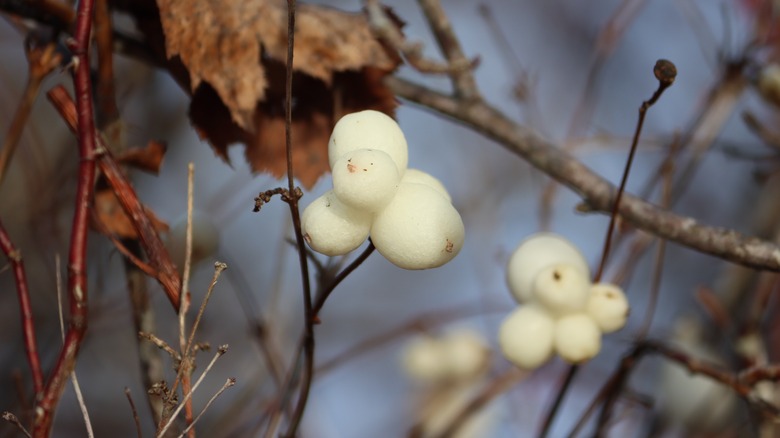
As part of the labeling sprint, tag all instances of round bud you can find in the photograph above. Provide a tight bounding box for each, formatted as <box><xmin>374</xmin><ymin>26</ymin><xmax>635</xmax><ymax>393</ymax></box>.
<box><xmin>370</xmin><ymin>183</ymin><xmax>464</xmax><ymax>270</ymax></box>
<box><xmin>554</xmin><ymin>314</ymin><xmax>601</xmax><ymax>364</ymax></box>
<box><xmin>301</xmin><ymin>191</ymin><xmax>371</xmax><ymax>256</ymax></box>
<box><xmin>167</xmin><ymin>212</ymin><xmax>220</xmax><ymax>270</ymax></box>
<box><xmin>586</xmin><ymin>283</ymin><xmax>629</xmax><ymax>333</ymax></box>
<box><xmin>402</xmin><ymin>336</ymin><xmax>447</xmax><ymax>383</ymax></box>
<box><xmin>506</xmin><ymin>233</ymin><xmax>590</xmax><ymax>303</ymax></box>
<box><xmin>332</xmin><ymin>149</ymin><xmax>400</xmax><ymax>213</ymax></box>
<box><xmin>653</xmin><ymin>59</ymin><xmax>677</xmax><ymax>86</ymax></box>
<box><xmin>498</xmin><ymin>305</ymin><xmax>555</xmax><ymax>370</ymax></box>
<box><xmin>531</xmin><ymin>264</ymin><xmax>590</xmax><ymax>316</ymax></box>
<box><xmin>329</xmin><ymin>110</ymin><xmax>408</xmax><ymax>174</ymax></box>
<box><xmin>401</xmin><ymin>168</ymin><xmax>452</xmax><ymax>202</ymax></box>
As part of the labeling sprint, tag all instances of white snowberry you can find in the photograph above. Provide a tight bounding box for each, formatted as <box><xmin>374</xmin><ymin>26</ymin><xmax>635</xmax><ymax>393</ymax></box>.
<box><xmin>401</xmin><ymin>168</ymin><xmax>452</xmax><ymax>202</ymax></box>
<box><xmin>370</xmin><ymin>183</ymin><xmax>464</xmax><ymax>270</ymax></box>
<box><xmin>531</xmin><ymin>263</ymin><xmax>590</xmax><ymax>316</ymax></box>
<box><xmin>328</xmin><ymin>110</ymin><xmax>408</xmax><ymax>175</ymax></box>
<box><xmin>402</xmin><ymin>336</ymin><xmax>447</xmax><ymax>383</ymax></box>
<box><xmin>441</xmin><ymin>329</ymin><xmax>489</xmax><ymax>380</ymax></box>
<box><xmin>301</xmin><ymin>190</ymin><xmax>371</xmax><ymax>256</ymax></box>
<box><xmin>506</xmin><ymin>233</ymin><xmax>590</xmax><ymax>303</ymax></box>
<box><xmin>498</xmin><ymin>305</ymin><xmax>555</xmax><ymax>370</ymax></box>
<box><xmin>586</xmin><ymin>283</ymin><xmax>629</xmax><ymax>333</ymax></box>
<box><xmin>332</xmin><ymin>148</ymin><xmax>400</xmax><ymax>213</ymax></box>
<box><xmin>554</xmin><ymin>314</ymin><xmax>601</xmax><ymax>364</ymax></box>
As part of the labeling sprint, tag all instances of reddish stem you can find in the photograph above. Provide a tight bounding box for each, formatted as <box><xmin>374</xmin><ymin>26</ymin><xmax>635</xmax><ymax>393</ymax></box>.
<box><xmin>33</xmin><ymin>1</ymin><xmax>97</xmax><ymax>435</ymax></box>
<box><xmin>0</xmin><ymin>219</ymin><xmax>44</xmax><ymax>395</ymax></box>
<box><xmin>47</xmin><ymin>85</ymin><xmax>181</xmax><ymax>309</ymax></box>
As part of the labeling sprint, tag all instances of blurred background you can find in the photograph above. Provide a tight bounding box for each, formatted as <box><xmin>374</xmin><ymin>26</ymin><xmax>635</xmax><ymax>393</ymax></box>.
<box><xmin>1</xmin><ymin>0</ymin><xmax>778</xmax><ymax>436</ymax></box>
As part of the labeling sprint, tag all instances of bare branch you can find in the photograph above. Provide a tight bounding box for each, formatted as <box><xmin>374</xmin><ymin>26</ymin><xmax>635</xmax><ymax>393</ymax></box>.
<box><xmin>385</xmin><ymin>76</ymin><xmax>780</xmax><ymax>271</ymax></box>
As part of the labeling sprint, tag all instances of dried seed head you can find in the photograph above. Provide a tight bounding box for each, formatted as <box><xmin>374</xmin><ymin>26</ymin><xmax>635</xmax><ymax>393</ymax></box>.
<box><xmin>654</xmin><ymin>59</ymin><xmax>677</xmax><ymax>86</ymax></box>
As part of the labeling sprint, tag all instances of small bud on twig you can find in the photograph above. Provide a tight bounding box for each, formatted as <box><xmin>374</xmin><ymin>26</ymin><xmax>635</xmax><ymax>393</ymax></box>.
<box><xmin>654</xmin><ymin>59</ymin><xmax>677</xmax><ymax>87</ymax></box>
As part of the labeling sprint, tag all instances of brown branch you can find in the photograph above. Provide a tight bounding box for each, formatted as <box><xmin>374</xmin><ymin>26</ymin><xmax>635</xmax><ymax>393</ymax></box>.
<box><xmin>312</xmin><ymin>241</ymin><xmax>375</xmax><ymax>319</ymax></box>
<box><xmin>591</xmin><ymin>340</ymin><xmax>780</xmax><ymax>437</ymax></box>
<box><xmin>0</xmin><ymin>42</ymin><xmax>62</xmax><ymax>185</ymax></box>
<box><xmin>365</xmin><ymin>0</ymin><xmax>476</xmax><ymax>74</ymax></box>
<box><xmin>272</xmin><ymin>0</ymin><xmax>314</xmax><ymax>436</ymax></box>
<box><xmin>124</xmin><ymin>388</ymin><xmax>143</xmax><ymax>438</ymax></box>
<box><xmin>33</xmin><ymin>0</ymin><xmax>98</xmax><ymax>434</ymax></box>
<box><xmin>417</xmin><ymin>0</ymin><xmax>479</xmax><ymax>100</ymax></box>
<box><xmin>47</xmin><ymin>85</ymin><xmax>182</xmax><ymax>309</ymax></box>
<box><xmin>93</xmin><ymin>0</ymin><xmax>119</xmax><ymax>131</ymax></box>
<box><xmin>385</xmin><ymin>76</ymin><xmax>780</xmax><ymax>271</ymax></box>
<box><xmin>0</xmin><ymin>218</ymin><xmax>44</xmax><ymax>395</ymax></box>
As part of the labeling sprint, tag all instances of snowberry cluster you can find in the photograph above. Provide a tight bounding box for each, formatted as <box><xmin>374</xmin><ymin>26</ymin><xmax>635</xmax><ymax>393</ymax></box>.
<box><xmin>302</xmin><ymin>110</ymin><xmax>465</xmax><ymax>270</ymax></box>
<box><xmin>402</xmin><ymin>329</ymin><xmax>490</xmax><ymax>384</ymax></box>
<box><xmin>498</xmin><ymin>233</ymin><xmax>630</xmax><ymax>369</ymax></box>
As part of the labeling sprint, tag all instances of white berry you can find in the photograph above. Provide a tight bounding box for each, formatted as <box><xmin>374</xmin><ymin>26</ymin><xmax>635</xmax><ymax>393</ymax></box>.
<box><xmin>586</xmin><ymin>283</ymin><xmax>629</xmax><ymax>333</ymax></box>
<box><xmin>441</xmin><ymin>329</ymin><xmax>489</xmax><ymax>380</ymax></box>
<box><xmin>554</xmin><ymin>314</ymin><xmax>601</xmax><ymax>364</ymax></box>
<box><xmin>301</xmin><ymin>191</ymin><xmax>371</xmax><ymax>256</ymax></box>
<box><xmin>506</xmin><ymin>233</ymin><xmax>590</xmax><ymax>303</ymax></box>
<box><xmin>329</xmin><ymin>110</ymin><xmax>408</xmax><ymax>175</ymax></box>
<box><xmin>499</xmin><ymin>305</ymin><xmax>555</xmax><ymax>370</ymax></box>
<box><xmin>370</xmin><ymin>183</ymin><xmax>464</xmax><ymax>270</ymax></box>
<box><xmin>401</xmin><ymin>168</ymin><xmax>452</xmax><ymax>202</ymax></box>
<box><xmin>402</xmin><ymin>336</ymin><xmax>447</xmax><ymax>383</ymax></box>
<box><xmin>332</xmin><ymin>149</ymin><xmax>400</xmax><ymax>213</ymax></box>
<box><xmin>532</xmin><ymin>263</ymin><xmax>590</xmax><ymax>316</ymax></box>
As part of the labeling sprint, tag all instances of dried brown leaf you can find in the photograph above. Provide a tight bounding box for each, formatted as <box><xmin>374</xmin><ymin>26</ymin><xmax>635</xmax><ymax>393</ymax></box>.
<box><xmin>158</xmin><ymin>0</ymin><xmax>397</xmax><ymax>129</ymax></box>
<box><xmin>155</xmin><ymin>0</ymin><xmax>402</xmax><ymax>188</ymax></box>
<box><xmin>117</xmin><ymin>140</ymin><xmax>168</xmax><ymax>174</ymax></box>
<box><xmin>94</xmin><ymin>187</ymin><xmax>169</xmax><ymax>239</ymax></box>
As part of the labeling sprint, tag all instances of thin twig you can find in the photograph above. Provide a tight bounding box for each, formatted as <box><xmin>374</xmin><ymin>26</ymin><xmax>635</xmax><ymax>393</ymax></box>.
<box><xmin>124</xmin><ymin>388</ymin><xmax>143</xmax><ymax>438</ymax></box>
<box><xmin>176</xmin><ymin>378</ymin><xmax>237</xmax><ymax>438</ymax></box>
<box><xmin>312</xmin><ymin>241</ymin><xmax>375</xmax><ymax>318</ymax></box>
<box><xmin>0</xmin><ymin>218</ymin><xmax>43</xmax><ymax>394</ymax></box>
<box><xmin>541</xmin><ymin>59</ymin><xmax>677</xmax><ymax>438</ymax></box>
<box><xmin>365</xmin><ymin>0</ymin><xmax>474</xmax><ymax>74</ymax></box>
<box><xmin>594</xmin><ymin>59</ymin><xmax>676</xmax><ymax>282</ymax></box>
<box><xmin>139</xmin><ymin>332</ymin><xmax>179</xmax><ymax>359</ymax></box>
<box><xmin>158</xmin><ymin>346</ymin><xmax>230</xmax><ymax>438</ymax></box>
<box><xmin>180</xmin><ymin>162</ymin><xmax>195</xmax><ymax>349</ymax></box>
<box><xmin>2</xmin><ymin>411</ymin><xmax>32</xmax><ymax>438</ymax></box>
<box><xmin>279</xmin><ymin>0</ymin><xmax>316</xmax><ymax>436</ymax></box>
<box><xmin>178</xmin><ymin>162</ymin><xmax>195</xmax><ymax>436</ymax></box>
<box><xmin>0</xmin><ymin>43</ymin><xmax>61</xmax><ymax>185</ymax></box>
<box><xmin>184</xmin><ymin>262</ymin><xmax>228</xmax><ymax>361</ymax></box>
<box><xmin>539</xmin><ymin>364</ymin><xmax>579</xmax><ymax>438</ymax></box>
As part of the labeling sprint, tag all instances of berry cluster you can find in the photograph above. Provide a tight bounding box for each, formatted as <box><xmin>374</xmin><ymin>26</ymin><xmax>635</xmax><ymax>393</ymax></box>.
<box><xmin>302</xmin><ymin>110</ymin><xmax>465</xmax><ymax>270</ymax></box>
<box><xmin>402</xmin><ymin>329</ymin><xmax>489</xmax><ymax>384</ymax></box>
<box><xmin>498</xmin><ymin>233</ymin><xmax>630</xmax><ymax>369</ymax></box>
